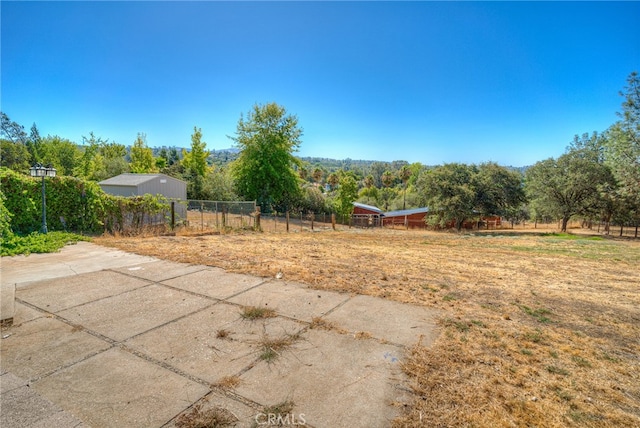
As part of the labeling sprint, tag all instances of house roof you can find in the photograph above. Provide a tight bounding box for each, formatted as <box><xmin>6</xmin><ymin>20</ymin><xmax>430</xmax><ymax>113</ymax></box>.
<box><xmin>383</xmin><ymin>207</ymin><xmax>430</xmax><ymax>218</ymax></box>
<box><xmin>353</xmin><ymin>202</ymin><xmax>384</xmax><ymax>214</ymax></box>
<box><xmin>98</xmin><ymin>173</ymin><xmax>183</xmax><ymax>187</ymax></box>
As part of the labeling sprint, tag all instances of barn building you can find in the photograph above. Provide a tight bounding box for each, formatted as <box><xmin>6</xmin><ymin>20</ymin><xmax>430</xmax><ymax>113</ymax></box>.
<box><xmin>383</xmin><ymin>207</ymin><xmax>430</xmax><ymax>229</ymax></box>
<box><xmin>99</xmin><ymin>173</ymin><xmax>186</xmax><ymax>200</ymax></box>
<box><xmin>352</xmin><ymin>202</ymin><xmax>384</xmax><ymax>227</ymax></box>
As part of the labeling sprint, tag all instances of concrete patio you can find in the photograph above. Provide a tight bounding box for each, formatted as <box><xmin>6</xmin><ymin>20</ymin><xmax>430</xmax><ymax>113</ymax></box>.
<box><xmin>1</xmin><ymin>242</ymin><xmax>440</xmax><ymax>427</ymax></box>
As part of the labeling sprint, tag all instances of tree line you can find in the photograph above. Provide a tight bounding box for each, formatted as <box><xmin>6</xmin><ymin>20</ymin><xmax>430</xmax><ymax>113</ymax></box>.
<box><xmin>1</xmin><ymin>72</ymin><xmax>638</xmax><ymax>233</ymax></box>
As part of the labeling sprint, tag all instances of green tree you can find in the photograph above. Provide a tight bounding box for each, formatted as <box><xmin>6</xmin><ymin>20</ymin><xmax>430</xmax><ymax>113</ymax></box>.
<box><xmin>0</xmin><ymin>112</ymin><xmax>27</xmax><ymax>144</ymax></box>
<box><xmin>475</xmin><ymin>162</ymin><xmax>526</xmax><ymax>220</ymax></box>
<box><xmin>0</xmin><ymin>140</ymin><xmax>31</xmax><ymax>171</ymax></box>
<box><xmin>182</xmin><ymin>127</ymin><xmax>210</xmax><ymax>199</ymax></box>
<box><xmin>526</xmin><ymin>133</ymin><xmax>614</xmax><ymax>232</ymax></box>
<box><xmin>130</xmin><ymin>133</ymin><xmax>156</xmax><ymax>173</ymax></box>
<box><xmin>605</xmin><ymin>71</ymin><xmax>640</xmax><ymax>208</ymax></box>
<box><xmin>182</xmin><ymin>127</ymin><xmax>209</xmax><ymax>178</ymax></box>
<box><xmin>39</xmin><ymin>136</ymin><xmax>81</xmax><ymax>176</ymax></box>
<box><xmin>399</xmin><ymin>165</ymin><xmax>412</xmax><ymax>210</ymax></box>
<box><xmin>75</xmin><ymin>132</ymin><xmax>107</xmax><ymax>179</ymax></box>
<box><xmin>312</xmin><ymin>167</ymin><xmax>324</xmax><ymax>185</ymax></box>
<box><xmin>416</xmin><ymin>163</ymin><xmax>476</xmax><ymax>230</ymax></box>
<box><xmin>335</xmin><ymin>172</ymin><xmax>358</xmax><ymax>219</ymax></box>
<box><xmin>94</xmin><ymin>141</ymin><xmax>129</xmax><ymax>181</ymax></box>
<box><xmin>381</xmin><ymin>170</ymin><xmax>395</xmax><ymax>189</ymax></box>
<box><xmin>230</xmin><ymin>102</ymin><xmax>302</xmax><ymax>211</ymax></box>
<box><xmin>327</xmin><ymin>172</ymin><xmax>339</xmax><ymax>191</ymax></box>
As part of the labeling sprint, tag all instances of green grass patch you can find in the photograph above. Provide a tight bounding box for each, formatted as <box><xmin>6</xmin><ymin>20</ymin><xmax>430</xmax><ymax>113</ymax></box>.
<box><xmin>518</xmin><ymin>305</ymin><xmax>552</xmax><ymax>323</ymax></box>
<box><xmin>1</xmin><ymin>231</ymin><xmax>90</xmax><ymax>257</ymax></box>
<box><xmin>546</xmin><ymin>365</ymin><xmax>569</xmax><ymax>376</ymax></box>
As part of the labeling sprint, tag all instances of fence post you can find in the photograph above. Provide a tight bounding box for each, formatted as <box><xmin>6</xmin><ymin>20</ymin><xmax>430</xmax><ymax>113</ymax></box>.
<box><xmin>253</xmin><ymin>206</ymin><xmax>260</xmax><ymax>230</ymax></box>
<box><xmin>286</xmin><ymin>211</ymin><xmax>290</xmax><ymax>232</ymax></box>
<box><xmin>405</xmin><ymin>215</ymin><xmax>408</xmax><ymax>230</ymax></box>
<box><xmin>222</xmin><ymin>207</ymin><xmax>226</xmax><ymax>228</ymax></box>
<box><xmin>171</xmin><ymin>201</ymin><xmax>175</xmax><ymax>230</ymax></box>
<box><xmin>200</xmin><ymin>201</ymin><xmax>204</xmax><ymax>231</ymax></box>
<box><xmin>331</xmin><ymin>213</ymin><xmax>336</xmax><ymax>230</ymax></box>
<box><xmin>310</xmin><ymin>212</ymin><xmax>314</xmax><ymax>231</ymax></box>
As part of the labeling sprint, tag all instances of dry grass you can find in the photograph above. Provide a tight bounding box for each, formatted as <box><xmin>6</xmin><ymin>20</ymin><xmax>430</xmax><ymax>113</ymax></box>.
<box><xmin>174</xmin><ymin>402</ymin><xmax>238</xmax><ymax>428</ymax></box>
<box><xmin>258</xmin><ymin>333</ymin><xmax>301</xmax><ymax>363</ymax></box>
<box><xmin>96</xmin><ymin>227</ymin><xmax>640</xmax><ymax>427</ymax></box>
<box><xmin>211</xmin><ymin>375</ymin><xmax>241</xmax><ymax>390</ymax></box>
<box><xmin>240</xmin><ymin>306</ymin><xmax>277</xmax><ymax>320</ymax></box>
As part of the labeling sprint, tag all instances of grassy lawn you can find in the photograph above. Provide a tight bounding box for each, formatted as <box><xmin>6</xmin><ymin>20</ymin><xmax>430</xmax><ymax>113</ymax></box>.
<box><xmin>96</xmin><ymin>227</ymin><xmax>640</xmax><ymax>427</ymax></box>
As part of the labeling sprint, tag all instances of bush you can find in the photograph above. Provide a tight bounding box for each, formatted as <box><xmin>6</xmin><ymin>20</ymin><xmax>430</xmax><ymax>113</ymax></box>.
<box><xmin>1</xmin><ymin>231</ymin><xmax>90</xmax><ymax>256</ymax></box>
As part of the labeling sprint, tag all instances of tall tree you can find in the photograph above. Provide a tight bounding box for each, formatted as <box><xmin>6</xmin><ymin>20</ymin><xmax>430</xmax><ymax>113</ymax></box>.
<box><xmin>0</xmin><ymin>112</ymin><xmax>27</xmax><ymax>144</ymax></box>
<box><xmin>130</xmin><ymin>133</ymin><xmax>156</xmax><ymax>173</ymax></box>
<box><xmin>39</xmin><ymin>136</ymin><xmax>82</xmax><ymax>176</ymax></box>
<box><xmin>605</xmin><ymin>71</ymin><xmax>640</xmax><ymax>208</ymax></box>
<box><xmin>312</xmin><ymin>167</ymin><xmax>324</xmax><ymax>185</ymax></box>
<box><xmin>335</xmin><ymin>172</ymin><xmax>359</xmax><ymax>219</ymax></box>
<box><xmin>230</xmin><ymin>102</ymin><xmax>302</xmax><ymax>211</ymax></box>
<box><xmin>381</xmin><ymin>170</ymin><xmax>395</xmax><ymax>188</ymax></box>
<box><xmin>525</xmin><ymin>133</ymin><xmax>614</xmax><ymax>232</ymax></box>
<box><xmin>475</xmin><ymin>162</ymin><xmax>526</xmax><ymax>219</ymax></box>
<box><xmin>399</xmin><ymin>165</ymin><xmax>412</xmax><ymax>210</ymax></box>
<box><xmin>182</xmin><ymin>127</ymin><xmax>210</xmax><ymax>199</ymax></box>
<box><xmin>416</xmin><ymin>163</ymin><xmax>476</xmax><ymax>230</ymax></box>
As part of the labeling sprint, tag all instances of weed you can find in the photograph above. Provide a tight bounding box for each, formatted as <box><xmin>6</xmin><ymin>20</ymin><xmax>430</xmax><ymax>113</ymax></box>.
<box><xmin>521</xmin><ymin>349</ymin><xmax>533</xmax><ymax>356</ymax></box>
<box><xmin>211</xmin><ymin>376</ymin><xmax>241</xmax><ymax>390</ymax></box>
<box><xmin>216</xmin><ymin>329</ymin><xmax>231</xmax><ymax>339</ymax></box>
<box><xmin>572</xmin><ymin>355</ymin><xmax>592</xmax><ymax>367</ymax></box>
<box><xmin>442</xmin><ymin>294</ymin><xmax>457</xmax><ymax>302</ymax></box>
<box><xmin>443</xmin><ymin>318</ymin><xmax>470</xmax><ymax>332</ymax></box>
<box><xmin>549</xmin><ymin>350</ymin><xmax>559</xmax><ymax>358</ymax></box>
<box><xmin>470</xmin><ymin>320</ymin><xmax>486</xmax><ymax>328</ymax></box>
<box><xmin>523</xmin><ymin>329</ymin><xmax>544</xmax><ymax>343</ymax></box>
<box><xmin>258</xmin><ymin>333</ymin><xmax>300</xmax><ymax>363</ymax></box>
<box><xmin>601</xmin><ymin>352</ymin><xmax>620</xmax><ymax>363</ymax></box>
<box><xmin>241</xmin><ymin>306</ymin><xmax>277</xmax><ymax>320</ymax></box>
<box><xmin>175</xmin><ymin>403</ymin><xmax>238</xmax><ymax>428</ymax></box>
<box><xmin>553</xmin><ymin>387</ymin><xmax>573</xmax><ymax>401</ymax></box>
<box><xmin>546</xmin><ymin>365</ymin><xmax>569</xmax><ymax>376</ymax></box>
<box><xmin>518</xmin><ymin>305</ymin><xmax>552</xmax><ymax>323</ymax></box>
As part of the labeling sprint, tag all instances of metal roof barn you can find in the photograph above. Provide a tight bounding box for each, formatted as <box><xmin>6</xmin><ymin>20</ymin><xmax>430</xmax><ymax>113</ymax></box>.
<box><xmin>98</xmin><ymin>173</ymin><xmax>187</xmax><ymax>200</ymax></box>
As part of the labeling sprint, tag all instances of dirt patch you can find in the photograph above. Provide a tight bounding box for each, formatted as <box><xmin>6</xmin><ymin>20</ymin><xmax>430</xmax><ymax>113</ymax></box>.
<box><xmin>96</xmin><ymin>227</ymin><xmax>640</xmax><ymax>427</ymax></box>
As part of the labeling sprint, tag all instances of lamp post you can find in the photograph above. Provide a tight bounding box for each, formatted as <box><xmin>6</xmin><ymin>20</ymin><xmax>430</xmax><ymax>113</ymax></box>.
<box><xmin>29</xmin><ymin>164</ymin><xmax>57</xmax><ymax>234</ymax></box>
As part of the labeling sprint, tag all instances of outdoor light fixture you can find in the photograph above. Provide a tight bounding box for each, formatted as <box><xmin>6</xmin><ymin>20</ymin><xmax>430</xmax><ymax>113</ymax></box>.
<box><xmin>29</xmin><ymin>163</ymin><xmax>57</xmax><ymax>233</ymax></box>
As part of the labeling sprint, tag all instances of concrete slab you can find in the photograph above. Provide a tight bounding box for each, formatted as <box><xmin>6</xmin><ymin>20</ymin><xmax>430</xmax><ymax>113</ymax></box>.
<box><xmin>0</xmin><ymin>241</ymin><xmax>157</xmax><ymax>286</ymax></box>
<box><xmin>236</xmin><ymin>328</ymin><xmax>408</xmax><ymax>428</ymax></box>
<box><xmin>0</xmin><ymin>372</ymin><xmax>28</xmax><ymax>394</ymax></box>
<box><xmin>167</xmin><ymin>392</ymin><xmax>258</xmax><ymax>428</ymax></box>
<box><xmin>0</xmin><ymin>317</ymin><xmax>111</xmax><ymax>380</ymax></box>
<box><xmin>17</xmin><ymin>271</ymin><xmax>150</xmax><ymax>313</ymax></box>
<box><xmin>324</xmin><ymin>294</ymin><xmax>440</xmax><ymax>347</ymax></box>
<box><xmin>0</xmin><ymin>384</ymin><xmax>84</xmax><ymax>428</ymax></box>
<box><xmin>125</xmin><ymin>302</ymin><xmax>305</xmax><ymax>384</ymax></box>
<box><xmin>33</xmin><ymin>347</ymin><xmax>209</xmax><ymax>428</ymax></box>
<box><xmin>227</xmin><ymin>280</ymin><xmax>350</xmax><ymax>321</ymax></box>
<box><xmin>161</xmin><ymin>269</ymin><xmax>265</xmax><ymax>300</ymax></box>
<box><xmin>1</xmin><ymin>281</ymin><xmax>15</xmax><ymax>325</ymax></box>
<box><xmin>10</xmin><ymin>301</ymin><xmax>44</xmax><ymax>325</ymax></box>
<box><xmin>57</xmin><ymin>284</ymin><xmax>214</xmax><ymax>342</ymax></box>
<box><xmin>112</xmin><ymin>260</ymin><xmax>207</xmax><ymax>283</ymax></box>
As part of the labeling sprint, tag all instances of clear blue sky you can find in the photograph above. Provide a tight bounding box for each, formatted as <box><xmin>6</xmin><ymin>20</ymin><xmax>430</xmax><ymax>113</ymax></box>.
<box><xmin>2</xmin><ymin>1</ymin><xmax>639</xmax><ymax>167</ymax></box>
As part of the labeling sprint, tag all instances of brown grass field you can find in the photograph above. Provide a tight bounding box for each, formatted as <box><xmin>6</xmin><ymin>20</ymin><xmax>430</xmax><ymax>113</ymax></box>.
<box><xmin>96</xmin><ymin>226</ymin><xmax>640</xmax><ymax>427</ymax></box>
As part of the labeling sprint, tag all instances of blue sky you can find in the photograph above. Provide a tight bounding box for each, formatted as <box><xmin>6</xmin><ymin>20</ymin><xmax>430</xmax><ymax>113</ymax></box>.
<box><xmin>2</xmin><ymin>1</ymin><xmax>639</xmax><ymax>167</ymax></box>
